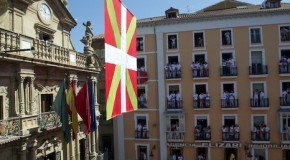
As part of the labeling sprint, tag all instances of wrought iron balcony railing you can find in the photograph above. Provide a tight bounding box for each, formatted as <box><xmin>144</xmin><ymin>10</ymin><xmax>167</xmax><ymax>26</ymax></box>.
<box><xmin>249</xmin><ymin>65</ymin><xmax>268</xmax><ymax>75</ymax></box>
<box><xmin>195</xmin><ymin>131</ymin><xmax>211</xmax><ymax>141</ymax></box>
<box><xmin>165</xmin><ymin>69</ymin><xmax>182</xmax><ymax>79</ymax></box>
<box><xmin>220</xmin><ymin>66</ymin><xmax>237</xmax><ymax>76</ymax></box>
<box><xmin>280</xmin><ymin>97</ymin><xmax>290</xmax><ymax>106</ymax></box>
<box><xmin>221</xmin><ymin>99</ymin><xmax>239</xmax><ymax>108</ymax></box>
<box><xmin>251</xmin><ymin>131</ymin><xmax>270</xmax><ymax>141</ymax></box>
<box><xmin>38</xmin><ymin>111</ymin><xmax>61</xmax><ymax>130</ymax></box>
<box><xmin>166</xmin><ymin>131</ymin><xmax>184</xmax><ymax>142</ymax></box>
<box><xmin>250</xmin><ymin>98</ymin><xmax>269</xmax><ymax>108</ymax></box>
<box><xmin>193</xmin><ymin>99</ymin><xmax>210</xmax><ymax>109</ymax></box>
<box><xmin>279</xmin><ymin>64</ymin><xmax>290</xmax><ymax>74</ymax></box>
<box><xmin>192</xmin><ymin>68</ymin><xmax>209</xmax><ymax>78</ymax></box>
<box><xmin>135</xmin><ymin>130</ymin><xmax>149</xmax><ymax>139</ymax></box>
<box><xmin>222</xmin><ymin>131</ymin><xmax>240</xmax><ymax>141</ymax></box>
<box><xmin>167</xmin><ymin>100</ymin><xmax>183</xmax><ymax>110</ymax></box>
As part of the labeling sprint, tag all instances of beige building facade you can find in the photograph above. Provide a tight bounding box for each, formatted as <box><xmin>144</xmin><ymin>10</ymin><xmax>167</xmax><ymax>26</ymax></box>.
<box><xmin>107</xmin><ymin>0</ymin><xmax>290</xmax><ymax>160</ymax></box>
<box><xmin>0</xmin><ymin>0</ymin><xmax>102</xmax><ymax>160</ymax></box>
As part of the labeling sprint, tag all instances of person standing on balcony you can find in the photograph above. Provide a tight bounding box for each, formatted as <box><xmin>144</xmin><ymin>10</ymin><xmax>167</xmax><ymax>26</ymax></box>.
<box><xmin>193</xmin><ymin>92</ymin><xmax>199</xmax><ymax>108</ymax></box>
<box><xmin>259</xmin><ymin>90</ymin><xmax>265</xmax><ymax>106</ymax></box>
<box><xmin>170</xmin><ymin>91</ymin><xmax>176</xmax><ymax>108</ymax></box>
<box><xmin>282</xmin><ymin>90</ymin><xmax>288</xmax><ymax>105</ymax></box>
<box><xmin>137</xmin><ymin>123</ymin><xmax>142</xmax><ymax>138</ymax></box>
<box><xmin>253</xmin><ymin>89</ymin><xmax>259</xmax><ymax>106</ymax></box>
<box><xmin>164</xmin><ymin>63</ymin><xmax>170</xmax><ymax>78</ymax></box>
<box><xmin>199</xmin><ymin>93</ymin><xmax>205</xmax><ymax>108</ymax></box>
<box><xmin>229</xmin><ymin>91</ymin><xmax>235</xmax><ymax>107</ymax></box>
<box><xmin>176</xmin><ymin>62</ymin><xmax>181</xmax><ymax>78</ymax></box>
<box><xmin>205</xmin><ymin>92</ymin><xmax>210</xmax><ymax>107</ymax></box>
<box><xmin>190</xmin><ymin>62</ymin><xmax>197</xmax><ymax>77</ymax></box>
<box><xmin>234</xmin><ymin>124</ymin><xmax>240</xmax><ymax>140</ymax></box>
<box><xmin>175</xmin><ymin>91</ymin><xmax>182</xmax><ymax>109</ymax></box>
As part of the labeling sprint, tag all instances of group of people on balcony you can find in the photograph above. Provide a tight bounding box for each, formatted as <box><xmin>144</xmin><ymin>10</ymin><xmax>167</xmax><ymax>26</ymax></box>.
<box><xmin>190</xmin><ymin>60</ymin><xmax>209</xmax><ymax>77</ymax></box>
<box><xmin>221</xmin><ymin>58</ymin><xmax>236</xmax><ymax>76</ymax></box>
<box><xmin>252</xmin><ymin>123</ymin><xmax>270</xmax><ymax>141</ymax></box>
<box><xmin>282</xmin><ymin>89</ymin><xmax>290</xmax><ymax>105</ymax></box>
<box><xmin>279</xmin><ymin>56</ymin><xmax>290</xmax><ymax>73</ymax></box>
<box><xmin>138</xmin><ymin>93</ymin><xmax>148</xmax><ymax>109</ymax></box>
<box><xmin>167</xmin><ymin>91</ymin><xmax>182</xmax><ymax>109</ymax></box>
<box><xmin>252</xmin><ymin>89</ymin><xmax>266</xmax><ymax>107</ymax></box>
<box><xmin>222</xmin><ymin>124</ymin><xmax>240</xmax><ymax>141</ymax></box>
<box><xmin>193</xmin><ymin>92</ymin><xmax>210</xmax><ymax>108</ymax></box>
<box><xmin>222</xmin><ymin>90</ymin><xmax>236</xmax><ymax>108</ymax></box>
<box><xmin>171</xmin><ymin>123</ymin><xmax>181</xmax><ymax>139</ymax></box>
<box><xmin>164</xmin><ymin>62</ymin><xmax>181</xmax><ymax>79</ymax></box>
<box><xmin>195</xmin><ymin>125</ymin><xmax>211</xmax><ymax>140</ymax></box>
<box><xmin>136</xmin><ymin>123</ymin><xmax>148</xmax><ymax>139</ymax></box>
<box><xmin>171</xmin><ymin>153</ymin><xmax>184</xmax><ymax>160</ymax></box>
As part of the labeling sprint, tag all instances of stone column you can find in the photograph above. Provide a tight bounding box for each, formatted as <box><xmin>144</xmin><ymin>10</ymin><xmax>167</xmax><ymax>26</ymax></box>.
<box><xmin>69</xmin><ymin>140</ymin><xmax>76</xmax><ymax>160</ymax></box>
<box><xmin>19</xmin><ymin>76</ymin><xmax>26</xmax><ymax>116</ymax></box>
<box><xmin>18</xmin><ymin>143</ymin><xmax>27</xmax><ymax>160</ymax></box>
<box><xmin>29</xmin><ymin>77</ymin><xmax>35</xmax><ymax>115</ymax></box>
<box><xmin>93</xmin><ymin>79</ymin><xmax>101</xmax><ymax>154</ymax></box>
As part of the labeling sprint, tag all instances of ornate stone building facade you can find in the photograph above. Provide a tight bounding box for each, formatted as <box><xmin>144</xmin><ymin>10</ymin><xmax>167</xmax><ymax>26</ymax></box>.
<box><xmin>0</xmin><ymin>0</ymin><xmax>102</xmax><ymax>160</ymax></box>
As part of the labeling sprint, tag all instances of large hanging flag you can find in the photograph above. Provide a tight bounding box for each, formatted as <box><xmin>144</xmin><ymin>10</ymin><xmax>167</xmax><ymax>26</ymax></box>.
<box><xmin>105</xmin><ymin>0</ymin><xmax>138</xmax><ymax>120</ymax></box>
<box><xmin>66</xmin><ymin>81</ymin><xmax>79</xmax><ymax>140</ymax></box>
<box><xmin>52</xmin><ymin>79</ymin><xmax>71</xmax><ymax>143</ymax></box>
<box><xmin>76</xmin><ymin>81</ymin><xmax>91</xmax><ymax>135</ymax></box>
<box><xmin>88</xmin><ymin>81</ymin><xmax>97</xmax><ymax>132</ymax></box>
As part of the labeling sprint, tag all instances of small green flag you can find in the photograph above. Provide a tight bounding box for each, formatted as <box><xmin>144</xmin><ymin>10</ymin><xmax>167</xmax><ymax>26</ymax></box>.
<box><xmin>52</xmin><ymin>79</ymin><xmax>71</xmax><ymax>143</ymax></box>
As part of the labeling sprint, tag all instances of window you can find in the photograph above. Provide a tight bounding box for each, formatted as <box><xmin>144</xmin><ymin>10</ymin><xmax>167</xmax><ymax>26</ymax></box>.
<box><xmin>138</xmin><ymin>86</ymin><xmax>147</xmax><ymax>109</ymax></box>
<box><xmin>221</xmin><ymin>51</ymin><xmax>236</xmax><ymax>76</ymax></box>
<box><xmin>221</xmin><ymin>83</ymin><xmax>237</xmax><ymax>108</ymax></box>
<box><xmin>196</xmin><ymin>148</ymin><xmax>208</xmax><ymax>160</ymax></box>
<box><xmin>252</xmin><ymin>115</ymin><xmax>270</xmax><ymax>141</ymax></box>
<box><xmin>135</xmin><ymin>115</ymin><xmax>148</xmax><ymax>139</ymax></box>
<box><xmin>281</xmin><ymin>81</ymin><xmax>290</xmax><ymax>106</ymax></box>
<box><xmin>137</xmin><ymin>145</ymin><xmax>148</xmax><ymax>160</ymax></box>
<box><xmin>167</xmin><ymin>84</ymin><xmax>182</xmax><ymax>109</ymax></box>
<box><xmin>279</xmin><ymin>49</ymin><xmax>290</xmax><ymax>74</ymax></box>
<box><xmin>250</xmin><ymin>27</ymin><xmax>262</xmax><ymax>44</ymax></box>
<box><xmin>170</xmin><ymin>148</ymin><xmax>183</xmax><ymax>160</ymax></box>
<box><xmin>250</xmin><ymin>50</ymin><xmax>267</xmax><ymax>75</ymax></box>
<box><xmin>0</xmin><ymin>96</ymin><xmax>3</xmax><ymax>120</ymax></box>
<box><xmin>41</xmin><ymin>94</ymin><xmax>53</xmax><ymax>112</ymax></box>
<box><xmin>195</xmin><ymin>115</ymin><xmax>210</xmax><ymax>140</ymax></box>
<box><xmin>280</xmin><ymin>25</ymin><xmax>290</xmax><ymax>42</ymax></box>
<box><xmin>137</xmin><ymin>37</ymin><xmax>144</xmax><ymax>52</ymax></box>
<box><xmin>193</xmin><ymin>32</ymin><xmax>205</xmax><ymax>48</ymax></box>
<box><xmin>137</xmin><ymin>57</ymin><xmax>146</xmax><ymax>72</ymax></box>
<box><xmin>39</xmin><ymin>32</ymin><xmax>51</xmax><ymax>41</ymax></box>
<box><xmin>222</xmin><ymin>115</ymin><xmax>239</xmax><ymax>141</ymax></box>
<box><xmin>252</xmin><ymin>148</ymin><xmax>267</xmax><ymax>160</ymax></box>
<box><xmin>165</xmin><ymin>55</ymin><xmax>181</xmax><ymax>79</ymax></box>
<box><xmin>221</xmin><ymin>29</ymin><xmax>233</xmax><ymax>46</ymax></box>
<box><xmin>166</xmin><ymin>115</ymin><xmax>185</xmax><ymax>140</ymax></box>
<box><xmin>167</xmin><ymin>34</ymin><xmax>178</xmax><ymax>49</ymax></box>
<box><xmin>225</xmin><ymin>148</ymin><xmax>238</xmax><ymax>160</ymax></box>
<box><xmin>251</xmin><ymin>82</ymin><xmax>268</xmax><ymax>107</ymax></box>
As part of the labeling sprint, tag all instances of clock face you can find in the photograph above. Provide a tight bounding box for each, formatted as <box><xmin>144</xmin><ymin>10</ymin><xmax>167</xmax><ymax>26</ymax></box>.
<box><xmin>39</xmin><ymin>3</ymin><xmax>52</xmax><ymax>22</ymax></box>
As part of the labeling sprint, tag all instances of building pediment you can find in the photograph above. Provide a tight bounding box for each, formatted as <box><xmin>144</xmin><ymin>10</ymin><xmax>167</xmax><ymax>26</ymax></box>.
<box><xmin>46</xmin><ymin>0</ymin><xmax>77</xmax><ymax>29</ymax></box>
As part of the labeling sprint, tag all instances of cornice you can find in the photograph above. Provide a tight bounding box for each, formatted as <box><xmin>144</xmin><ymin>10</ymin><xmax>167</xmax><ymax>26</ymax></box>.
<box><xmin>137</xmin><ymin>9</ymin><xmax>290</xmax><ymax>28</ymax></box>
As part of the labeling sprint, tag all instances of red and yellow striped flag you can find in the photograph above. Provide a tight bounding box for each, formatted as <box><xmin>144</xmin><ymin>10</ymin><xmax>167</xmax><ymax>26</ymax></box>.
<box><xmin>105</xmin><ymin>0</ymin><xmax>137</xmax><ymax>120</ymax></box>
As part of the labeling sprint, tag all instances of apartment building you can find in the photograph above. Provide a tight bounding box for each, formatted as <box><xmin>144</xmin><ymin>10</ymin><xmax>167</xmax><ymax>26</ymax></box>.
<box><xmin>99</xmin><ymin>0</ymin><xmax>290</xmax><ymax>160</ymax></box>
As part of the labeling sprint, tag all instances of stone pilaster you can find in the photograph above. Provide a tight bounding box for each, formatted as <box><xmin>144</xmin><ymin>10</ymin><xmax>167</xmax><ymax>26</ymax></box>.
<box><xmin>29</xmin><ymin>77</ymin><xmax>35</xmax><ymax>115</ymax></box>
<box><xmin>19</xmin><ymin>76</ymin><xmax>26</xmax><ymax>116</ymax></box>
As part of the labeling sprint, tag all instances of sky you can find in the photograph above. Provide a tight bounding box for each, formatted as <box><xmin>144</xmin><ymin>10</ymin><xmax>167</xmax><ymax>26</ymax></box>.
<box><xmin>67</xmin><ymin>0</ymin><xmax>287</xmax><ymax>52</ymax></box>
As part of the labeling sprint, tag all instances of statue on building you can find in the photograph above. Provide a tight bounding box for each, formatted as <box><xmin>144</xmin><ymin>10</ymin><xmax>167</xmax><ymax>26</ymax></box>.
<box><xmin>81</xmin><ymin>21</ymin><xmax>94</xmax><ymax>53</ymax></box>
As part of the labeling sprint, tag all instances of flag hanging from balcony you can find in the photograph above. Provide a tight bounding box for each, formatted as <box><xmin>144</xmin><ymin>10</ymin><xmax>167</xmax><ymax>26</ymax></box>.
<box><xmin>105</xmin><ymin>0</ymin><xmax>137</xmax><ymax>120</ymax></box>
<box><xmin>88</xmin><ymin>81</ymin><xmax>97</xmax><ymax>132</ymax></box>
<box><xmin>52</xmin><ymin>79</ymin><xmax>71</xmax><ymax>143</ymax></box>
<box><xmin>66</xmin><ymin>81</ymin><xmax>79</xmax><ymax>140</ymax></box>
<box><xmin>76</xmin><ymin>81</ymin><xmax>91</xmax><ymax>135</ymax></box>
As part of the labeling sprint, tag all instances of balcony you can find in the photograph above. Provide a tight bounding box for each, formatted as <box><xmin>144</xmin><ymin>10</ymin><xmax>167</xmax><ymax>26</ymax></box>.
<box><xmin>165</xmin><ymin>69</ymin><xmax>181</xmax><ymax>79</ymax></box>
<box><xmin>193</xmin><ymin>99</ymin><xmax>210</xmax><ymax>109</ymax></box>
<box><xmin>0</xmin><ymin>28</ymin><xmax>88</xmax><ymax>69</ymax></box>
<box><xmin>0</xmin><ymin>117</ymin><xmax>21</xmax><ymax>144</ymax></box>
<box><xmin>279</xmin><ymin>64</ymin><xmax>290</xmax><ymax>74</ymax></box>
<box><xmin>220</xmin><ymin>66</ymin><xmax>237</xmax><ymax>76</ymax></box>
<box><xmin>138</xmin><ymin>101</ymin><xmax>148</xmax><ymax>109</ymax></box>
<box><xmin>281</xmin><ymin>131</ymin><xmax>290</xmax><ymax>142</ymax></box>
<box><xmin>280</xmin><ymin>97</ymin><xmax>290</xmax><ymax>106</ymax></box>
<box><xmin>137</xmin><ymin>71</ymin><xmax>148</xmax><ymax>84</ymax></box>
<box><xmin>250</xmin><ymin>98</ymin><xmax>269</xmax><ymax>108</ymax></box>
<box><xmin>195</xmin><ymin>129</ymin><xmax>211</xmax><ymax>141</ymax></box>
<box><xmin>251</xmin><ymin>131</ymin><xmax>270</xmax><ymax>141</ymax></box>
<box><xmin>38</xmin><ymin>111</ymin><xmax>61</xmax><ymax>130</ymax></box>
<box><xmin>135</xmin><ymin>130</ymin><xmax>149</xmax><ymax>139</ymax></box>
<box><xmin>249</xmin><ymin>65</ymin><xmax>268</xmax><ymax>75</ymax></box>
<box><xmin>221</xmin><ymin>99</ymin><xmax>239</xmax><ymax>108</ymax></box>
<box><xmin>222</xmin><ymin>131</ymin><xmax>240</xmax><ymax>141</ymax></box>
<box><xmin>166</xmin><ymin>131</ymin><xmax>184</xmax><ymax>142</ymax></box>
<box><xmin>192</xmin><ymin>68</ymin><xmax>209</xmax><ymax>78</ymax></box>
<box><xmin>167</xmin><ymin>100</ymin><xmax>183</xmax><ymax>111</ymax></box>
